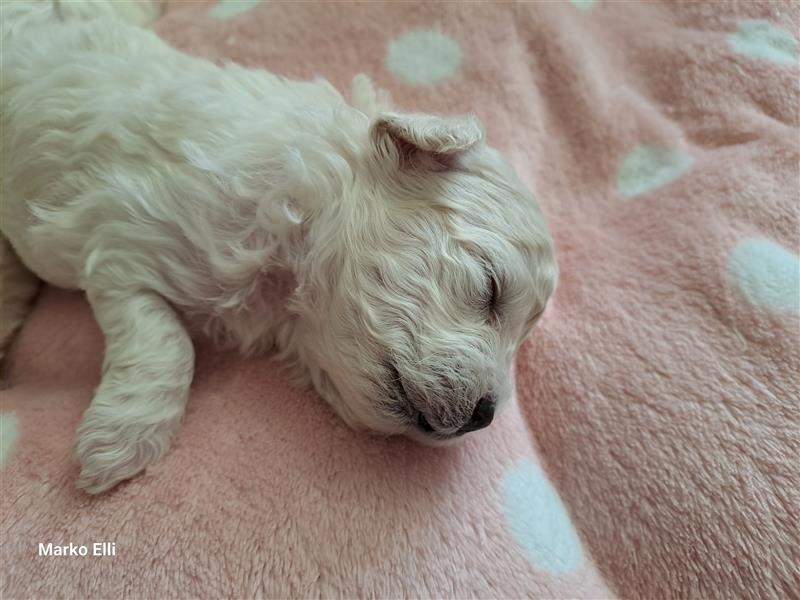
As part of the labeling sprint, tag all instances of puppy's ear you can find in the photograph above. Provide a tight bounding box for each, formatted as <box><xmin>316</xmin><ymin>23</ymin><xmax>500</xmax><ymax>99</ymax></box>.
<box><xmin>371</xmin><ymin>112</ymin><xmax>483</xmax><ymax>170</ymax></box>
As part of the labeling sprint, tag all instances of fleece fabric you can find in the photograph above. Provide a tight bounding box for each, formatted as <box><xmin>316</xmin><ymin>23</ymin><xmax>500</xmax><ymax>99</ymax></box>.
<box><xmin>2</xmin><ymin>1</ymin><xmax>798</xmax><ymax>598</ymax></box>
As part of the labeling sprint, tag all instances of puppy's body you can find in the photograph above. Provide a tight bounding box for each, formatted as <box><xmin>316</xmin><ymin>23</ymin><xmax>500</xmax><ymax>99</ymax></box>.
<box><xmin>1</xmin><ymin>1</ymin><xmax>557</xmax><ymax>493</ymax></box>
<box><xmin>3</xmin><ymin>8</ymin><xmax>343</xmax><ymax>350</ymax></box>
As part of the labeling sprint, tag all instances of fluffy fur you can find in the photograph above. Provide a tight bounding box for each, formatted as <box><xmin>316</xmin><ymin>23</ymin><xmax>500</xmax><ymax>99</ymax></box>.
<box><xmin>0</xmin><ymin>0</ymin><xmax>556</xmax><ymax>493</ymax></box>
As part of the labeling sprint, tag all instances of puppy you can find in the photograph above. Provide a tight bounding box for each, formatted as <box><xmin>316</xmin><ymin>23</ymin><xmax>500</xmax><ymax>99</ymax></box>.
<box><xmin>0</xmin><ymin>0</ymin><xmax>557</xmax><ymax>493</ymax></box>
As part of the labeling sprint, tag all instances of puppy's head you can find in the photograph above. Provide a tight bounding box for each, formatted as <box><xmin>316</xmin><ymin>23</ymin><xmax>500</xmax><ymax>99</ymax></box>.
<box><xmin>289</xmin><ymin>93</ymin><xmax>557</xmax><ymax>443</ymax></box>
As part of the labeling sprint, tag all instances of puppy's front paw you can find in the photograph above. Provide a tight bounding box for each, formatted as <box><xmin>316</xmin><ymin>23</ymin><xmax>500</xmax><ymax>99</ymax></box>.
<box><xmin>74</xmin><ymin>411</ymin><xmax>179</xmax><ymax>494</ymax></box>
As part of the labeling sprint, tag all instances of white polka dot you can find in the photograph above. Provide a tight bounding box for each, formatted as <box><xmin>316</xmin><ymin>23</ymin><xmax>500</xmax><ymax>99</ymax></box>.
<box><xmin>0</xmin><ymin>412</ymin><xmax>19</xmax><ymax>466</ymax></box>
<box><xmin>571</xmin><ymin>0</ymin><xmax>596</xmax><ymax>10</ymax></box>
<box><xmin>502</xmin><ymin>460</ymin><xmax>583</xmax><ymax>573</ymax></box>
<box><xmin>729</xmin><ymin>238</ymin><xmax>799</xmax><ymax>314</ymax></box>
<box><xmin>617</xmin><ymin>145</ymin><xmax>693</xmax><ymax>198</ymax></box>
<box><xmin>729</xmin><ymin>20</ymin><xmax>798</xmax><ymax>65</ymax></box>
<box><xmin>209</xmin><ymin>0</ymin><xmax>263</xmax><ymax>20</ymax></box>
<box><xmin>386</xmin><ymin>29</ymin><xmax>462</xmax><ymax>86</ymax></box>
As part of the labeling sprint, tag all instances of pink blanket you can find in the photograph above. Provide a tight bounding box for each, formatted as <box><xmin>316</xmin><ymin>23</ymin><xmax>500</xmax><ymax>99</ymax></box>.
<box><xmin>2</xmin><ymin>1</ymin><xmax>798</xmax><ymax>598</ymax></box>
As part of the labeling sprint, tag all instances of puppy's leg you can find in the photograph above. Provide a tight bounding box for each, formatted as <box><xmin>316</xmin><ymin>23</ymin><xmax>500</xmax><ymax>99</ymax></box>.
<box><xmin>75</xmin><ymin>288</ymin><xmax>194</xmax><ymax>494</ymax></box>
<box><xmin>0</xmin><ymin>236</ymin><xmax>40</xmax><ymax>369</ymax></box>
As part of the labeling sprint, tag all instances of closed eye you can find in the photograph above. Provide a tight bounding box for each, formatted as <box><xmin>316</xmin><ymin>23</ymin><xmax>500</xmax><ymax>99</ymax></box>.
<box><xmin>485</xmin><ymin>269</ymin><xmax>499</xmax><ymax>316</ymax></box>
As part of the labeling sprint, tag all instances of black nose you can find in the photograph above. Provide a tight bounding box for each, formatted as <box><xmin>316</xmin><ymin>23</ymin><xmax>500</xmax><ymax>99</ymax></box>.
<box><xmin>458</xmin><ymin>396</ymin><xmax>495</xmax><ymax>434</ymax></box>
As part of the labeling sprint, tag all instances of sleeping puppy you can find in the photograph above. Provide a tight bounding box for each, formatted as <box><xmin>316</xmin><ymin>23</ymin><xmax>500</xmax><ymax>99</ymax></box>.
<box><xmin>0</xmin><ymin>0</ymin><xmax>557</xmax><ymax>493</ymax></box>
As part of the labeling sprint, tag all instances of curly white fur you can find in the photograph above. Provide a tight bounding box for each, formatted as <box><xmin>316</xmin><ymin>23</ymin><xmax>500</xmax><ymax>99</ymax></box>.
<box><xmin>0</xmin><ymin>0</ymin><xmax>557</xmax><ymax>493</ymax></box>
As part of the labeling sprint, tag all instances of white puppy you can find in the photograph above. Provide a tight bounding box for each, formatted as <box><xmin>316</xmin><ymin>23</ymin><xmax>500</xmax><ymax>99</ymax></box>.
<box><xmin>0</xmin><ymin>0</ymin><xmax>557</xmax><ymax>493</ymax></box>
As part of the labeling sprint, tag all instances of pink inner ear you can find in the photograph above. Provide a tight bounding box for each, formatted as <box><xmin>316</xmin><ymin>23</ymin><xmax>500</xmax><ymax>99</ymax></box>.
<box><xmin>393</xmin><ymin>136</ymin><xmax>462</xmax><ymax>171</ymax></box>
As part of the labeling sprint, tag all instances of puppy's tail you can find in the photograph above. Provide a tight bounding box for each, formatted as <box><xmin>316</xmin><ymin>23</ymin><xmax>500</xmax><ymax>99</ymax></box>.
<box><xmin>2</xmin><ymin>0</ymin><xmax>161</xmax><ymax>38</ymax></box>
